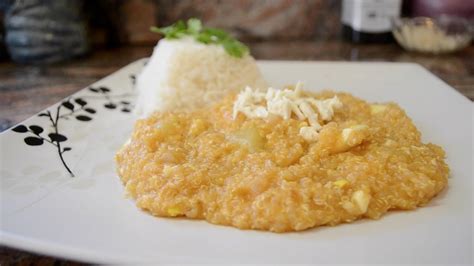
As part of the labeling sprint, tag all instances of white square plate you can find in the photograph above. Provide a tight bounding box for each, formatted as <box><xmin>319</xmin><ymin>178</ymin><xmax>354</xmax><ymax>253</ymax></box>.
<box><xmin>1</xmin><ymin>60</ymin><xmax>472</xmax><ymax>264</ymax></box>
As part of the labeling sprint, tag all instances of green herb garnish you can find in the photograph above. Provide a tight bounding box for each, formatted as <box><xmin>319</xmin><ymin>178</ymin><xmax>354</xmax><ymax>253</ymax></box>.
<box><xmin>150</xmin><ymin>18</ymin><xmax>249</xmax><ymax>58</ymax></box>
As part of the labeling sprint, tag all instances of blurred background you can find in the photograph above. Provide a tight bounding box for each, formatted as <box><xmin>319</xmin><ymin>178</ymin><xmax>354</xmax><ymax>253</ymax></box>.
<box><xmin>1</xmin><ymin>0</ymin><xmax>473</xmax><ymax>48</ymax></box>
<box><xmin>0</xmin><ymin>0</ymin><xmax>473</xmax><ymax>56</ymax></box>
<box><xmin>0</xmin><ymin>0</ymin><xmax>473</xmax><ymax>263</ymax></box>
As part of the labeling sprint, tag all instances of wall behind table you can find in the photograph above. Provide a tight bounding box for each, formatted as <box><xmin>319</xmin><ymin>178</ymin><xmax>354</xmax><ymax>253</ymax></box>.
<box><xmin>89</xmin><ymin>0</ymin><xmax>342</xmax><ymax>46</ymax></box>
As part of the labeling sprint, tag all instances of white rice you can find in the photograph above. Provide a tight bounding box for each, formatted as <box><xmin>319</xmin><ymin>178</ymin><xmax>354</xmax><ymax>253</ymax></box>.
<box><xmin>134</xmin><ymin>37</ymin><xmax>267</xmax><ymax>117</ymax></box>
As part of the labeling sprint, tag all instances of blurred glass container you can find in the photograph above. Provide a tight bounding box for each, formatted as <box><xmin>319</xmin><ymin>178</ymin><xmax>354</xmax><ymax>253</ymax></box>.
<box><xmin>392</xmin><ymin>16</ymin><xmax>472</xmax><ymax>54</ymax></box>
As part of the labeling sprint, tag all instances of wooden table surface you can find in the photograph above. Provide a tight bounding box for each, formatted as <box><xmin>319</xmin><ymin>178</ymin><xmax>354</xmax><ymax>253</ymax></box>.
<box><xmin>0</xmin><ymin>41</ymin><xmax>473</xmax><ymax>264</ymax></box>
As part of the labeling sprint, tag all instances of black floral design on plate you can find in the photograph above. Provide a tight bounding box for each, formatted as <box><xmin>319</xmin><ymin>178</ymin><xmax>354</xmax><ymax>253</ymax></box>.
<box><xmin>88</xmin><ymin>86</ymin><xmax>134</xmax><ymax>113</ymax></box>
<box><xmin>12</xmin><ymin>97</ymin><xmax>96</xmax><ymax>177</ymax></box>
<box><xmin>11</xmin><ymin>72</ymin><xmax>137</xmax><ymax>177</ymax></box>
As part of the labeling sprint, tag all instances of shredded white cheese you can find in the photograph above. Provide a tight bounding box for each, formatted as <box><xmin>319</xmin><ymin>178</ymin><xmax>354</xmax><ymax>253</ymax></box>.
<box><xmin>299</xmin><ymin>126</ymin><xmax>320</xmax><ymax>142</ymax></box>
<box><xmin>342</xmin><ymin>128</ymin><xmax>353</xmax><ymax>144</ymax></box>
<box><xmin>233</xmin><ymin>83</ymin><xmax>343</xmax><ymax>142</ymax></box>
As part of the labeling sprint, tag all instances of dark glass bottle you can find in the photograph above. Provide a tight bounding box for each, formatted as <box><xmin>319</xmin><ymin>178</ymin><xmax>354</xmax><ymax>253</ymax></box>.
<box><xmin>342</xmin><ymin>0</ymin><xmax>402</xmax><ymax>43</ymax></box>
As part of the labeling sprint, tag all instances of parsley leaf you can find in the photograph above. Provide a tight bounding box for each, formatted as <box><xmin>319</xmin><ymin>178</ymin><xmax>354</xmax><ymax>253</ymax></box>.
<box><xmin>222</xmin><ymin>39</ymin><xmax>249</xmax><ymax>58</ymax></box>
<box><xmin>187</xmin><ymin>18</ymin><xmax>202</xmax><ymax>34</ymax></box>
<box><xmin>202</xmin><ymin>28</ymin><xmax>229</xmax><ymax>41</ymax></box>
<box><xmin>150</xmin><ymin>18</ymin><xmax>249</xmax><ymax>58</ymax></box>
<box><xmin>151</xmin><ymin>20</ymin><xmax>187</xmax><ymax>39</ymax></box>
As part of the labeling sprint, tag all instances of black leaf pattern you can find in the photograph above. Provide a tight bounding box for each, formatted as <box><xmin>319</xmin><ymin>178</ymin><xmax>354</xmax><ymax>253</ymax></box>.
<box><xmin>29</xmin><ymin>125</ymin><xmax>44</xmax><ymax>135</ymax></box>
<box><xmin>104</xmin><ymin>103</ymin><xmax>116</xmax><ymax>109</ymax></box>
<box><xmin>99</xmin><ymin>87</ymin><xmax>110</xmax><ymax>93</ymax></box>
<box><xmin>76</xmin><ymin>115</ymin><xmax>92</xmax><ymax>121</ymax></box>
<box><xmin>12</xmin><ymin>71</ymin><xmax>136</xmax><ymax>177</ymax></box>
<box><xmin>62</xmin><ymin>101</ymin><xmax>74</xmax><ymax>110</ymax></box>
<box><xmin>74</xmin><ymin>98</ymin><xmax>87</xmax><ymax>106</ymax></box>
<box><xmin>49</xmin><ymin>133</ymin><xmax>67</xmax><ymax>142</ymax></box>
<box><xmin>24</xmin><ymin>136</ymin><xmax>43</xmax><ymax>146</ymax></box>
<box><xmin>12</xmin><ymin>125</ymin><xmax>28</xmax><ymax>133</ymax></box>
<box><xmin>85</xmin><ymin>108</ymin><xmax>96</xmax><ymax>114</ymax></box>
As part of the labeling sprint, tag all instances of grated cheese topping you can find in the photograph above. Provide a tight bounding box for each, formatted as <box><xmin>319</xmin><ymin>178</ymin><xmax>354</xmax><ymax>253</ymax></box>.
<box><xmin>342</xmin><ymin>124</ymin><xmax>369</xmax><ymax>144</ymax></box>
<box><xmin>232</xmin><ymin>83</ymin><xmax>343</xmax><ymax>142</ymax></box>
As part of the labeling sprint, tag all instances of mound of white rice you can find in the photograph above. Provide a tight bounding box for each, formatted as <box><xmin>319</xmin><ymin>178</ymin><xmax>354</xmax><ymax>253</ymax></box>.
<box><xmin>134</xmin><ymin>37</ymin><xmax>267</xmax><ymax>117</ymax></box>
